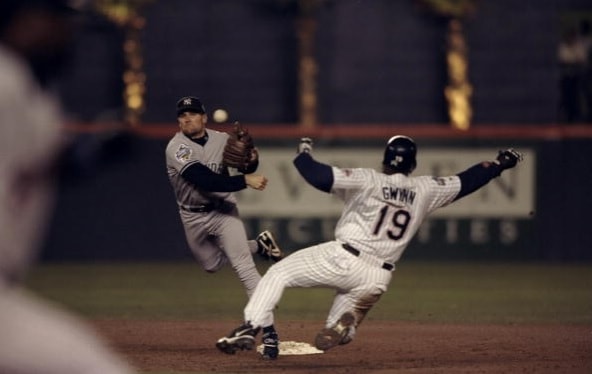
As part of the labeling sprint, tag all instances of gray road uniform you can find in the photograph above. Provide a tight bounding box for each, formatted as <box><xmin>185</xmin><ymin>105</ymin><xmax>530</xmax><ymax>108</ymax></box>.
<box><xmin>166</xmin><ymin>129</ymin><xmax>262</xmax><ymax>297</ymax></box>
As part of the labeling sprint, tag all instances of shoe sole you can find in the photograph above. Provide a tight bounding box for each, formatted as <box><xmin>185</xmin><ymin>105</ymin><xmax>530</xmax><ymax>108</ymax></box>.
<box><xmin>257</xmin><ymin>231</ymin><xmax>284</xmax><ymax>261</ymax></box>
<box><xmin>215</xmin><ymin>336</ymin><xmax>255</xmax><ymax>355</ymax></box>
<box><xmin>314</xmin><ymin>312</ymin><xmax>355</xmax><ymax>351</ymax></box>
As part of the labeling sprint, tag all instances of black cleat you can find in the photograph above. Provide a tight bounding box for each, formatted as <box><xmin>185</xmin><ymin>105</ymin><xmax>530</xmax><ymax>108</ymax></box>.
<box><xmin>216</xmin><ymin>323</ymin><xmax>258</xmax><ymax>355</ymax></box>
<box><xmin>256</xmin><ymin>230</ymin><xmax>284</xmax><ymax>262</ymax></box>
<box><xmin>261</xmin><ymin>330</ymin><xmax>279</xmax><ymax>360</ymax></box>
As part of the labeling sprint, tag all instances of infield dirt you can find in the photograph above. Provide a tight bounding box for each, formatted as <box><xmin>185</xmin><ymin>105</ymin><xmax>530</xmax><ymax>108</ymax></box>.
<box><xmin>95</xmin><ymin>319</ymin><xmax>591</xmax><ymax>373</ymax></box>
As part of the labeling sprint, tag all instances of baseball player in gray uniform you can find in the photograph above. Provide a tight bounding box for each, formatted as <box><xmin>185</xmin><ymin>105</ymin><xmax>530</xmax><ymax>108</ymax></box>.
<box><xmin>166</xmin><ymin>96</ymin><xmax>283</xmax><ymax>298</ymax></box>
<box><xmin>0</xmin><ymin>1</ymin><xmax>135</xmax><ymax>373</ymax></box>
<box><xmin>216</xmin><ymin>135</ymin><xmax>522</xmax><ymax>360</ymax></box>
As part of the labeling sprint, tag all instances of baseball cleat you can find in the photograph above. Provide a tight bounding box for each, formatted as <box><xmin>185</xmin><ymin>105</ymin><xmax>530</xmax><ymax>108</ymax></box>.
<box><xmin>256</xmin><ymin>230</ymin><xmax>284</xmax><ymax>262</ymax></box>
<box><xmin>216</xmin><ymin>323</ymin><xmax>258</xmax><ymax>355</ymax></box>
<box><xmin>261</xmin><ymin>330</ymin><xmax>279</xmax><ymax>360</ymax></box>
<box><xmin>314</xmin><ymin>312</ymin><xmax>355</xmax><ymax>351</ymax></box>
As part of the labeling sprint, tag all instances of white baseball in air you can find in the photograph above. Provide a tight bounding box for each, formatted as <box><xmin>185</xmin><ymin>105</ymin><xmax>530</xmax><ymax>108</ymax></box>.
<box><xmin>212</xmin><ymin>109</ymin><xmax>229</xmax><ymax>123</ymax></box>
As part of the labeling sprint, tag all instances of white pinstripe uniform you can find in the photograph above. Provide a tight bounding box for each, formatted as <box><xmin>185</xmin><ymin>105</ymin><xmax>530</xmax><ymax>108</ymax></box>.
<box><xmin>243</xmin><ymin>165</ymin><xmax>461</xmax><ymax>339</ymax></box>
<box><xmin>0</xmin><ymin>33</ymin><xmax>133</xmax><ymax>374</ymax></box>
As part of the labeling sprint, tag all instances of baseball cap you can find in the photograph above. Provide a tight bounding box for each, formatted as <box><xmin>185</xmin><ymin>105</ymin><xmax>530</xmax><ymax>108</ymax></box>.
<box><xmin>176</xmin><ymin>96</ymin><xmax>206</xmax><ymax>116</ymax></box>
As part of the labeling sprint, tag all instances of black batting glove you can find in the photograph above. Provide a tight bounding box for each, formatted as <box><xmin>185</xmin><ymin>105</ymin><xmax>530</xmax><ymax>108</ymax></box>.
<box><xmin>297</xmin><ymin>137</ymin><xmax>313</xmax><ymax>154</ymax></box>
<box><xmin>494</xmin><ymin>149</ymin><xmax>523</xmax><ymax>170</ymax></box>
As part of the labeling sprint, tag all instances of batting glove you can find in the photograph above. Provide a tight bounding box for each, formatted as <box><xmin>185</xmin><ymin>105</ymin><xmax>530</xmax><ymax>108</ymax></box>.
<box><xmin>494</xmin><ymin>148</ymin><xmax>523</xmax><ymax>170</ymax></box>
<box><xmin>298</xmin><ymin>137</ymin><xmax>313</xmax><ymax>154</ymax></box>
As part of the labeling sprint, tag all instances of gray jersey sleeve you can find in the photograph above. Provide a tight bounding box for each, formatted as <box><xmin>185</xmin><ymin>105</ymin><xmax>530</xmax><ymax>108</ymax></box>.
<box><xmin>165</xmin><ymin>131</ymin><xmax>235</xmax><ymax>206</ymax></box>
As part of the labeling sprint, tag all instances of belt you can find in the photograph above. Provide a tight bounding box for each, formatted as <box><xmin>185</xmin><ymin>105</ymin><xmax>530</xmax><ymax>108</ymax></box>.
<box><xmin>342</xmin><ymin>243</ymin><xmax>394</xmax><ymax>271</ymax></box>
<box><xmin>183</xmin><ymin>204</ymin><xmax>215</xmax><ymax>213</ymax></box>
<box><xmin>181</xmin><ymin>201</ymin><xmax>222</xmax><ymax>213</ymax></box>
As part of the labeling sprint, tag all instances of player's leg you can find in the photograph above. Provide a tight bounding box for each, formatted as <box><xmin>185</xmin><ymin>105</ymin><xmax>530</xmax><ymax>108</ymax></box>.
<box><xmin>216</xmin><ymin>252</ymin><xmax>293</xmax><ymax>359</ymax></box>
<box><xmin>315</xmin><ymin>263</ymin><xmax>391</xmax><ymax>351</ymax></box>
<box><xmin>315</xmin><ymin>290</ymin><xmax>382</xmax><ymax>350</ymax></box>
<box><xmin>243</xmin><ymin>240</ymin><xmax>349</xmax><ymax>327</ymax></box>
<box><xmin>213</xmin><ymin>209</ymin><xmax>261</xmax><ymax>297</ymax></box>
<box><xmin>215</xmin><ymin>227</ymin><xmax>278</xmax><ymax>356</ymax></box>
<box><xmin>242</xmin><ymin>259</ymin><xmax>289</xmax><ymax>328</ymax></box>
<box><xmin>217</xmin><ymin>241</ymin><xmax>353</xmax><ymax>357</ymax></box>
<box><xmin>0</xmin><ymin>286</ymin><xmax>134</xmax><ymax>374</ymax></box>
<box><xmin>181</xmin><ymin>213</ymin><xmax>228</xmax><ymax>272</ymax></box>
<box><xmin>217</xmin><ymin>242</ymin><xmax>338</xmax><ymax>357</ymax></box>
<box><xmin>247</xmin><ymin>240</ymin><xmax>258</xmax><ymax>254</ymax></box>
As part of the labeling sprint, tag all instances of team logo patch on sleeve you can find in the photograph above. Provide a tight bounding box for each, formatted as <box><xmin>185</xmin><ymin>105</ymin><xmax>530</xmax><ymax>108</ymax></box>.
<box><xmin>175</xmin><ymin>144</ymin><xmax>192</xmax><ymax>163</ymax></box>
<box><xmin>432</xmin><ymin>177</ymin><xmax>447</xmax><ymax>185</ymax></box>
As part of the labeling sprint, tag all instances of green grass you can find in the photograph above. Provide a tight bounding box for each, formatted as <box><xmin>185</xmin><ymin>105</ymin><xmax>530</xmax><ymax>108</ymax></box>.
<box><xmin>25</xmin><ymin>261</ymin><xmax>592</xmax><ymax>324</ymax></box>
<box><xmin>373</xmin><ymin>262</ymin><xmax>592</xmax><ymax>324</ymax></box>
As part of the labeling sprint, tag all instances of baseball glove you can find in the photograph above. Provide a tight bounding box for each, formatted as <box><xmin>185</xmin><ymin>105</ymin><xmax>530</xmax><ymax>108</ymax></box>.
<box><xmin>495</xmin><ymin>148</ymin><xmax>523</xmax><ymax>170</ymax></box>
<box><xmin>223</xmin><ymin>122</ymin><xmax>258</xmax><ymax>173</ymax></box>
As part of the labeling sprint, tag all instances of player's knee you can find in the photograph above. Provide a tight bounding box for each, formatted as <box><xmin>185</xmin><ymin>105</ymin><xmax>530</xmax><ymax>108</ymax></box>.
<box><xmin>201</xmin><ymin>253</ymin><xmax>227</xmax><ymax>273</ymax></box>
<box><xmin>263</xmin><ymin>266</ymin><xmax>290</xmax><ymax>286</ymax></box>
<box><xmin>203</xmin><ymin>261</ymin><xmax>224</xmax><ymax>273</ymax></box>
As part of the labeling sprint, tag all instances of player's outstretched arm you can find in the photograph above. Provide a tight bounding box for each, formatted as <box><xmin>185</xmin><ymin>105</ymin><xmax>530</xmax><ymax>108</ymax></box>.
<box><xmin>454</xmin><ymin>148</ymin><xmax>523</xmax><ymax>201</ymax></box>
<box><xmin>181</xmin><ymin>162</ymin><xmax>249</xmax><ymax>192</ymax></box>
<box><xmin>293</xmin><ymin>138</ymin><xmax>334</xmax><ymax>193</ymax></box>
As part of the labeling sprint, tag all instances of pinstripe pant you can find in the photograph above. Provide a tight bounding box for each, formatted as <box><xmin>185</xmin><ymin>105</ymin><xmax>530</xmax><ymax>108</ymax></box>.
<box><xmin>244</xmin><ymin>240</ymin><xmax>392</xmax><ymax>339</ymax></box>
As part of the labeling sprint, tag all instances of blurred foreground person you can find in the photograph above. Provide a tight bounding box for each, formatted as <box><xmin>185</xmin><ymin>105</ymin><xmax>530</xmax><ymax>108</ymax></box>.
<box><xmin>216</xmin><ymin>136</ymin><xmax>522</xmax><ymax>360</ymax></box>
<box><xmin>0</xmin><ymin>1</ymin><xmax>134</xmax><ymax>373</ymax></box>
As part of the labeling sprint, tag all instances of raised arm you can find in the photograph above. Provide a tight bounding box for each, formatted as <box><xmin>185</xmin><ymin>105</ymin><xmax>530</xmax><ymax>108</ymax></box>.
<box><xmin>455</xmin><ymin>149</ymin><xmax>523</xmax><ymax>201</ymax></box>
<box><xmin>293</xmin><ymin>138</ymin><xmax>334</xmax><ymax>193</ymax></box>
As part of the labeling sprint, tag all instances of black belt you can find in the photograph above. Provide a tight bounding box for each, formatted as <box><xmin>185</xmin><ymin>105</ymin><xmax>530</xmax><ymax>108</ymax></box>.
<box><xmin>184</xmin><ymin>205</ymin><xmax>215</xmax><ymax>213</ymax></box>
<box><xmin>182</xmin><ymin>202</ymin><xmax>220</xmax><ymax>213</ymax></box>
<box><xmin>342</xmin><ymin>243</ymin><xmax>394</xmax><ymax>271</ymax></box>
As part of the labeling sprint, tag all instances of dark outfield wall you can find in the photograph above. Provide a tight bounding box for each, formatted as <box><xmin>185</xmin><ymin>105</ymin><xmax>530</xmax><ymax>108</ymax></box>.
<box><xmin>41</xmin><ymin>135</ymin><xmax>592</xmax><ymax>262</ymax></box>
<box><xmin>58</xmin><ymin>0</ymin><xmax>591</xmax><ymax>125</ymax></box>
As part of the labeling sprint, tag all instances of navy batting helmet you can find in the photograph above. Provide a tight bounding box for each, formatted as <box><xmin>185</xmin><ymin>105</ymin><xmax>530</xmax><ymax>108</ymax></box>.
<box><xmin>382</xmin><ymin>135</ymin><xmax>417</xmax><ymax>175</ymax></box>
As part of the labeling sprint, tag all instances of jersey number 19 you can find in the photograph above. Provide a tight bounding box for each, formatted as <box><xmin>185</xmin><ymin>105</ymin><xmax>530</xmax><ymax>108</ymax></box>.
<box><xmin>372</xmin><ymin>205</ymin><xmax>411</xmax><ymax>240</ymax></box>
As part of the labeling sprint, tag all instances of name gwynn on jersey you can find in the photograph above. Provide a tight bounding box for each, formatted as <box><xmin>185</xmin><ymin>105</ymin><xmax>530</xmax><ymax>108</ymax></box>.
<box><xmin>382</xmin><ymin>187</ymin><xmax>415</xmax><ymax>205</ymax></box>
